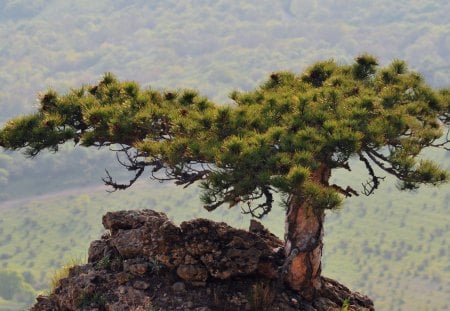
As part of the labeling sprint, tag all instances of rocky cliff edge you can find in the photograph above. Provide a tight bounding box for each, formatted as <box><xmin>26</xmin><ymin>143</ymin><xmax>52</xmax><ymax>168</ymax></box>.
<box><xmin>31</xmin><ymin>209</ymin><xmax>374</xmax><ymax>311</ymax></box>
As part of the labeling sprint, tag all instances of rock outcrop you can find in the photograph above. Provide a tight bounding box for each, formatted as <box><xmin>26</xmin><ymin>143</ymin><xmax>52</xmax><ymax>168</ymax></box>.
<box><xmin>31</xmin><ymin>210</ymin><xmax>374</xmax><ymax>310</ymax></box>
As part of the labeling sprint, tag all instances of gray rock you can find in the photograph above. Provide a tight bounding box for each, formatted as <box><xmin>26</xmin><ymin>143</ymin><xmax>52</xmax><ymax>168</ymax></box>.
<box><xmin>133</xmin><ymin>280</ymin><xmax>150</xmax><ymax>290</ymax></box>
<box><xmin>172</xmin><ymin>281</ymin><xmax>186</xmax><ymax>293</ymax></box>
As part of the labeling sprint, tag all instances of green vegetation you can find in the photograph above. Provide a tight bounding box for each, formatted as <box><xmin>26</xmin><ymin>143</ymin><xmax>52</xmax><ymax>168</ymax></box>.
<box><xmin>49</xmin><ymin>257</ymin><xmax>84</xmax><ymax>293</ymax></box>
<box><xmin>1</xmin><ymin>1</ymin><xmax>449</xmax><ymax>125</ymax></box>
<box><xmin>0</xmin><ymin>0</ymin><xmax>449</xmax><ymax>310</ymax></box>
<box><xmin>0</xmin><ymin>146</ymin><xmax>124</xmax><ymax>201</ymax></box>
<box><xmin>341</xmin><ymin>298</ymin><xmax>350</xmax><ymax>311</ymax></box>
<box><xmin>2</xmin><ymin>55</ymin><xmax>448</xmax><ymax>298</ymax></box>
<box><xmin>5</xmin><ymin>48</ymin><xmax>450</xmax><ymax>299</ymax></box>
<box><xmin>0</xmin><ymin>173</ymin><xmax>448</xmax><ymax>310</ymax></box>
<box><xmin>148</xmin><ymin>258</ymin><xmax>164</xmax><ymax>276</ymax></box>
<box><xmin>95</xmin><ymin>255</ymin><xmax>111</xmax><ymax>271</ymax></box>
<box><xmin>0</xmin><ymin>270</ymin><xmax>35</xmax><ymax>307</ymax></box>
<box><xmin>0</xmin><ymin>298</ymin><xmax>28</xmax><ymax>311</ymax></box>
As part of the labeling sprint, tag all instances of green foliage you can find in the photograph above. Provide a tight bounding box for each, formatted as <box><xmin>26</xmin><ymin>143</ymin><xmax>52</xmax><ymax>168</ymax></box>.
<box><xmin>287</xmin><ymin>165</ymin><xmax>310</xmax><ymax>188</ymax></box>
<box><xmin>0</xmin><ymin>270</ymin><xmax>35</xmax><ymax>305</ymax></box>
<box><xmin>353</xmin><ymin>54</ymin><xmax>378</xmax><ymax>80</ymax></box>
<box><xmin>148</xmin><ymin>258</ymin><xmax>164</xmax><ymax>276</ymax></box>
<box><xmin>341</xmin><ymin>298</ymin><xmax>350</xmax><ymax>311</ymax></box>
<box><xmin>1</xmin><ymin>57</ymin><xmax>448</xmax><ymax>218</ymax></box>
<box><xmin>95</xmin><ymin>255</ymin><xmax>111</xmax><ymax>270</ymax></box>
<box><xmin>0</xmin><ymin>172</ymin><xmax>448</xmax><ymax>310</ymax></box>
<box><xmin>302</xmin><ymin>61</ymin><xmax>337</xmax><ymax>87</ymax></box>
<box><xmin>301</xmin><ymin>182</ymin><xmax>343</xmax><ymax>210</ymax></box>
<box><xmin>49</xmin><ymin>257</ymin><xmax>84</xmax><ymax>292</ymax></box>
<box><xmin>0</xmin><ymin>1</ymin><xmax>449</xmax><ymax>309</ymax></box>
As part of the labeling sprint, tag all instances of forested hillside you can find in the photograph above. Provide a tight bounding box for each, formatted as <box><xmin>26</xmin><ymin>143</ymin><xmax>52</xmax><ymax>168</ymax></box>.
<box><xmin>1</xmin><ymin>0</ymin><xmax>449</xmax><ymax>123</ymax></box>
<box><xmin>0</xmin><ymin>1</ymin><xmax>449</xmax><ymax>310</ymax></box>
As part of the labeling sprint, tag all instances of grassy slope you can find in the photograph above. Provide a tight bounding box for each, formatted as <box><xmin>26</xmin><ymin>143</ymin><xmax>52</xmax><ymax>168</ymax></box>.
<box><xmin>0</xmin><ymin>298</ymin><xmax>26</xmax><ymax>311</ymax></box>
<box><xmin>1</xmin><ymin>158</ymin><xmax>449</xmax><ymax>310</ymax></box>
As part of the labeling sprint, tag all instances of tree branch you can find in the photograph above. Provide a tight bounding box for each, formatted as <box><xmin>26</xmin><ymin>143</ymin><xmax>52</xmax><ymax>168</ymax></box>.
<box><xmin>102</xmin><ymin>167</ymin><xmax>144</xmax><ymax>192</ymax></box>
<box><xmin>330</xmin><ymin>184</ymin><xmax>359</xmax><ymax>197</ymax></box>
<box><xmin>241</xmin><ymin>186</ymin><xmax>273</xmax><ymax>219</ymax></box>
<box><xmin>359</xmin><ymin>152</ymin><xmax>385</xmax><ymax>196</ymax></box>
<box><xmin>430</xmin><ymin>127</ymin><xmax>450</xmax><ymax>151</ymax></box>
<box><xmin>364</xmin><ymin>149</ymin><xmax>404</xmax><ymax>179</ymax></box>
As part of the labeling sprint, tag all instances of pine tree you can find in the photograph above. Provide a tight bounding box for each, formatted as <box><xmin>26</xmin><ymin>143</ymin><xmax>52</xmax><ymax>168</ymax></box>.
<box><xmin>1</xmin><ymin>55</ymin><xmax>449</xmax><ymax>299</ymax></box>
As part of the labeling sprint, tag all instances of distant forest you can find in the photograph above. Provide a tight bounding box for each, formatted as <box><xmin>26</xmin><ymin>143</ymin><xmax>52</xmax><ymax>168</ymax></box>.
<box><xmin>1</xmin><ymin>0</ymin><xmax>449</xmax><ymax>121</ymax></box>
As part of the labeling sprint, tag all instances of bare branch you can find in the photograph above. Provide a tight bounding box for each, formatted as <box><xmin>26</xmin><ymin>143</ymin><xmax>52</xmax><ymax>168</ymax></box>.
<box><xmin>175</xmin><ymin>170</ymin><xmax>209</xmax><ymax>188</ymax></box>
<box><xmin>330</xmin><ymin>184</ymin><xmax>359</xmax><ymax>197</ymax></box>
<box><xmin>102</xmin><ymin>167</ymin><xmax>144</xmax><ymax>191</ymax></box>
<box><xmin>241</xmin><ymin>187</ymin><xmax>273</xmax><ymax>219</ymax></box>
<box><xmin>359</xmin><ymin>152</ymin><xmax>385</xmax><ymax>196</ymax></box>
<box><xmin>364</xmin><ymin>149</ymin><xmax>403</xmax><ymax>178</ymax></box>
<box><xmin>430</xmin><ymin>127</ymin><xmax>450</xmax><ymax>151</ymax></box>
<box><xmin>204</xmin><ymin>199</ymin><xmax>227</xmax><ymax>212</ymax></box>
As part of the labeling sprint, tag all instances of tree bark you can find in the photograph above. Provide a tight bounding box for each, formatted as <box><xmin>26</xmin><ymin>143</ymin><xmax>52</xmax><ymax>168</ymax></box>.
<box><xmin>284</xmin><ymin>164</ymin><xmax>330</xmax><ymax>300</ymax></box>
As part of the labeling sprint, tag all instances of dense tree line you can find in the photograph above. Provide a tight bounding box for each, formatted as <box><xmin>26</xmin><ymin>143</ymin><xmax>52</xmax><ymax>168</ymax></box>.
<box><xmin>0</xmin><ymin>0</ymin><xmax>448</xmax><ymax>124</ymax></box>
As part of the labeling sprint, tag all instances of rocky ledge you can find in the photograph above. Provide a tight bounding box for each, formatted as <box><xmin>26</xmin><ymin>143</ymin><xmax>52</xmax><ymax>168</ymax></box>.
<box><xmin>31</xmin><ymin>210</ymin><xmax>374</xmax><ymax>310</ymax></box>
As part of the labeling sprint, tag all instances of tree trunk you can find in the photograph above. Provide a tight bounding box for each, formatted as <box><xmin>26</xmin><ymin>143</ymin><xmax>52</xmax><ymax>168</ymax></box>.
<box><xmin>284</xmin><ymin>164</ymin><xmax>330</xmax><ymax>300</ymax></box>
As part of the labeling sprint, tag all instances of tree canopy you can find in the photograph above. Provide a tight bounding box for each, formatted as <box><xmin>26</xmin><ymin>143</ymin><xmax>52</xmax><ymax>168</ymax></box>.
<box><xmin>1</xmin><ymin>55</ymin><xmax>449</xmax><ymax>218</ymax></box>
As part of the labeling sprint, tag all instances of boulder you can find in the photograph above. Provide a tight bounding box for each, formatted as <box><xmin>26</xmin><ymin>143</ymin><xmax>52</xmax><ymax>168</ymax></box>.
<box><xmin>95</xmin><ymin>210</ymin><xmax>283</xmax><ymax>283</ymax></box>
<box><xmin>30</xmin><ymin>209</ymin><xmax>374</xmax><ymax>311</ymax></box>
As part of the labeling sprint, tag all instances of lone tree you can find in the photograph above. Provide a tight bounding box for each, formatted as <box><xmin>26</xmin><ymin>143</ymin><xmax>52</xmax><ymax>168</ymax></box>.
<box><xmin>1</xmin><ymin>55</ymin><xmax>449</xmax><ymax>299</ymax></box>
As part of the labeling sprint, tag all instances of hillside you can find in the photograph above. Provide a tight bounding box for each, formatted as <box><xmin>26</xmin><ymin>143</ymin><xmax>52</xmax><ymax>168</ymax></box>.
<box><xmin>1</xmin><ymin>0</ymin><xmax>449</xmax><ymax>123</ymax></box>
<box><xmin>1</xmin><ymin>152</ymin><xmax>449</xmax><ymax>310</ymax></box>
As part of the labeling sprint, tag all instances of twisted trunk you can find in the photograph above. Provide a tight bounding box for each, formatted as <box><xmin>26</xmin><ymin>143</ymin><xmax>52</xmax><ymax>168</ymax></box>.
<box><xmin>283</xmin><ymin>164</ymin><xmax>330</xmax><ymax>300</ymax></box>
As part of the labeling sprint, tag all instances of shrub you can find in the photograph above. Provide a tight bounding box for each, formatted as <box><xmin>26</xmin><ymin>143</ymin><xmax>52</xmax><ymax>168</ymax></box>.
<box><xmin>148</xmin><ymin>258</ymin><xmax>163</xmax><ymax>275</ymax></box>
<box><xmin>95</xmin><ymin>255</ymin><xmax>111</xmax><ymax>270</ymax></box>
<box><xmin>49</xmin><ymin>257</ymin><xmax>84</xmax><ymax>292</ymax></box>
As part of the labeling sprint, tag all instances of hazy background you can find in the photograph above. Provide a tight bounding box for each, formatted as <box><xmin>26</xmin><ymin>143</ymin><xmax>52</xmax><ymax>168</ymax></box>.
<box><xmin>0</xmin><ymin>1</ymin><xmax>449</xmax><ymax>310</ymax></box>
